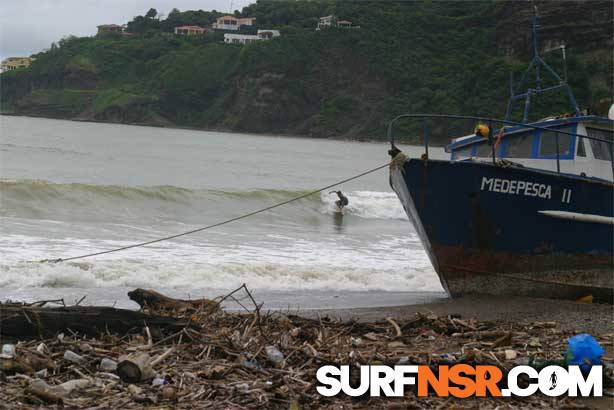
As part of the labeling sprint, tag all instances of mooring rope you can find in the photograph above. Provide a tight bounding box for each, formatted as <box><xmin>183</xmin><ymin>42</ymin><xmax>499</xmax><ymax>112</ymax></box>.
<box><xmin>34</xmin><ymin>162</ymin><xmax>391</xmax><ymax>264</ymax></box>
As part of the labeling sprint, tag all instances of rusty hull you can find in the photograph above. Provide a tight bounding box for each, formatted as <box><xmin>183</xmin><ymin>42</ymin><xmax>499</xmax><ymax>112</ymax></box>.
<box><xmin>389</xmin><ymin>156</ymin><xmax>614</xmax><ymax>302</ymax></box>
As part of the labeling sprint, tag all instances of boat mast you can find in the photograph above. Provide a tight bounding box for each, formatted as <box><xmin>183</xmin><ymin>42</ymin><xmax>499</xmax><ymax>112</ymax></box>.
<box><xmin>504</xmin><ymin>7</ymin><xmax>581</xmax><ymax>123</ymax></box>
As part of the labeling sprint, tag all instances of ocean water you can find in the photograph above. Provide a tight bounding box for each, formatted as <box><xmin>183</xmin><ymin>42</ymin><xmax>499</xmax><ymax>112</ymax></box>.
<box><xmin>0</xmin><ymin>116</ymin><xmax>446</xmax><ymax>309</ymax></box>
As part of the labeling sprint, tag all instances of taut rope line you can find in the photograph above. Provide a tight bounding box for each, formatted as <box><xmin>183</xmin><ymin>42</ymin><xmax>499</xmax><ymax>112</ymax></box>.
<box><xmin>34</xmin><ymin>162</ymin><xmax>391</xmax><ymax>264</ymax></box>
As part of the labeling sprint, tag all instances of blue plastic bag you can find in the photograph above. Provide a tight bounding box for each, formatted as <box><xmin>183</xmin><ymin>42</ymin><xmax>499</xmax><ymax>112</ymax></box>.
<box><xmin>567</xmin><ymin>334</ymin><xmax>604</xmax><ymax>373</ymax></box>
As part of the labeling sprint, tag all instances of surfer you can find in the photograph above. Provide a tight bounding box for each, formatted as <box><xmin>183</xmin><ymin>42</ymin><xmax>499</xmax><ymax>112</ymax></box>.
<box><xmin>330</xmin><ymin>190</ymin><xmax>349</xmax><ymax>210</ymax></box>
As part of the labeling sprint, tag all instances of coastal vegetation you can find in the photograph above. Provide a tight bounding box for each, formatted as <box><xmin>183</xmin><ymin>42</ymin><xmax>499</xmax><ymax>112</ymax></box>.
<box><xmin>1</xmin><ymin>0</ymin><xmax>612</xmax><ymax>141</ymax></box>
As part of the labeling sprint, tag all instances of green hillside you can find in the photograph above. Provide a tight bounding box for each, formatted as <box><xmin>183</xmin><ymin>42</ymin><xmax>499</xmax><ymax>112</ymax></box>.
<box><xmin>1</xmin><ymin>0</ymin><xmax>612</xmax><ymax>142</ymax></box>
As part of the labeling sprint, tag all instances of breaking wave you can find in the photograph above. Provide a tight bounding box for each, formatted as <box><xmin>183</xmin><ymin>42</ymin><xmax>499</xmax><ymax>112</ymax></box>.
<box><xmin>0</xmin><ymin>179</ymin><xmax>407</xmax><ymax>222</ymax></box>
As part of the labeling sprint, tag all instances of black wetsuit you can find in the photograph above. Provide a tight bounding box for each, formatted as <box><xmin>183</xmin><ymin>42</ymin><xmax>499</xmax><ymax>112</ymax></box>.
<box><xmin>335</xmin><ymin>191</ymin><xmax>349</xmax><ymax>209</ymax></box>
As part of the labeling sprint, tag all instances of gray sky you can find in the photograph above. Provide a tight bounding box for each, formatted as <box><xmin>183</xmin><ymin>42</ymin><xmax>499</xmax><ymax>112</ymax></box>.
<box><xmin>0</xmin><ymin>0</ymin><xmax>254</xmax><ymax>60</ymax></box>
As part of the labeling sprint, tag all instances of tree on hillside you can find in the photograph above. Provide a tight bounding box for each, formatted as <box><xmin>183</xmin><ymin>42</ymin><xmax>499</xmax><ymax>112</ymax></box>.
<box><xmin>158</xmin><ymin>9</ymin><xmax>224</xmax><ymax>32</ymax></box>
<box><xmin>240</xmin><ymin>0</ymin><xmax>334</xmax><ymax>28</ymax></box>
<box><xmin>127</xmin><ymin>8</ymin><xmax>162</xmax><ymax>33</ymax></box>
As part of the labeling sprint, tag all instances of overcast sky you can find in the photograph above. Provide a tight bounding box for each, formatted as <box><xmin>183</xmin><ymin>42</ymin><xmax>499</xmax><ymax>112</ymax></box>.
<box><xmin>0</xmin><ymin>0</ymin><xmax>254</xmax><ymax>60</ymax></box>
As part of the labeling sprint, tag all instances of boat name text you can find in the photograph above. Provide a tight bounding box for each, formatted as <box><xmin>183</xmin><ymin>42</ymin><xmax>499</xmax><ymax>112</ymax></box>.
<box><xmin>481</xmin><ymin>177</ymin><xmax>552</xmax><ymax>199</ymax></box>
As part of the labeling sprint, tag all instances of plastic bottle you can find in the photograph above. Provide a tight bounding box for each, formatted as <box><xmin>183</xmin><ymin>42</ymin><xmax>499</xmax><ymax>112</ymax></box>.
<box><xmin>99</xmin><ymin>358</ymin><xmax>117</xmax><ymax>372</ymax></box>
<box><xmin>265</xmin><ymin>346</ymin><xmax>284</xmax><ymax>366</ymax></box>
<box><xmin>0</xmin><ymin>344</ymin><xmax>16</xmax><ymax>359</ymax></box>
<box><xmin>63</xmin><ymin>350</ymin><xmax>84</xmax><ymax>363</ymax></box>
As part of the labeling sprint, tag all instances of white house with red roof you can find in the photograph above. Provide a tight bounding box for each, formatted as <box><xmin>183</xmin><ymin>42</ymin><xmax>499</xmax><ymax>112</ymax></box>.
<box><xmin>174</xmin><ymin>25</ymin><xmax>207</xmax><ymax>35</ymax></box>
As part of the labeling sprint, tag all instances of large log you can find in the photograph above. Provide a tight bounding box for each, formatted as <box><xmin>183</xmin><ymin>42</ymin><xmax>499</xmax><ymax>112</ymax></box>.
<box><xmin>0</xmin><ymin>304</ymin><xmax>186</xmax><ymax>339</ymax></box>
<box><xmin>128</xmin><ymin>288</ymin><xmax>219</xmax><ymax>313</ymax></box>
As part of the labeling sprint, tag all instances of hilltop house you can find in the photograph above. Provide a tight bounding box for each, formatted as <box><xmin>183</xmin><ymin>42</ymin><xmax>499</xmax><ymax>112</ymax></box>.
<box><xmin>256</xmin><ymin>30</ymin><xmax>280</xmax><ymax>39</ymax></box>
<box><xmin>212</xmin><ymin>16</ymin><xmax>256</xmax><ymax>31</ymax></box>
<box><xmin>174</xmin><ymin>25</ymin><xmax>207</xmax><ymax>35</ymax></box>
<box><xmin>224</xmin><ymin>29</ymin><xmax>280</xmax><ymax>45</ymax></box>
<box><xmin>97</xmin><ymin>24</ymin><xmax>125</xmax><ymax>35</ymax></box>
<box><xmin>1</xmin><ymin>57</ymin><xmax>33</xmax><ymax>72</ymax></box>
<box><xmin>316</xmin><ymin>16</ymin><xmax>357</xmax><ymax>30</ymax></box>
<box><xmin>316</xmin><ymin>15</ymin><xmax>335</xmax><ymax>30</ymax></box>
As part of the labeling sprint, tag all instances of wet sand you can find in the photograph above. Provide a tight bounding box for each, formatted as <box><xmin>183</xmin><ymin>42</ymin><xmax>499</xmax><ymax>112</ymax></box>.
<box><xmin>305</xmin><ymin>295</ymin><xmax>613</xmax><ymax>334</ymax></box>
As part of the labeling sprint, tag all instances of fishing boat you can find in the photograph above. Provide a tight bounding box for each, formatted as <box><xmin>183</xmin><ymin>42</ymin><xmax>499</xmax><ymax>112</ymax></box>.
<box><xmin>387</xmin><ymin>15</ymin><xmax>613</xmax><ymax>302</ymax></box>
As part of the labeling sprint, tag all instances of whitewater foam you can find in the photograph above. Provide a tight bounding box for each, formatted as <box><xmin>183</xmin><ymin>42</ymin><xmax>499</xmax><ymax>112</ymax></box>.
<box><xmin>320</xmin><ymin>191</ymin><xmax>408</xmax><ymax>220</ymax></box>
<box><xmin>1</xmin><ymin>232</ymin><xmax>441</xmax><ymax>292</ymax></box>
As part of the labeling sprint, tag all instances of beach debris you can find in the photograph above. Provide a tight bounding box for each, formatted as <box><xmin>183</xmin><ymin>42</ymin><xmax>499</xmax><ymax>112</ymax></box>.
<box><xmin>36</xmin><ymin>342</ymin><xmax>49</xmax><ymax>355</ymax></box>
<box><xmin>241</xmin><ymin>358</ymin><xmax>261</xmax><ymax>370</ymax></box>
<box><xmin>152</xmin><ymin>376</ymin><xmax>168</xmax><ymax>386</ymax></box>
<box><xmin>57</xmin><ymin>379</ymin><xmax>91</xmax><ymax>394</ymax></box>
<box><xmin>128</xmin><ymin>288</ymin><xmax>219</xmax><ymax>314</ymax></box>
<box><xmin>35</xmin><ymin>368</ymin><xmax>48</xmax><ymax>378</ymax></box>
<box><xmin>117</xmin><ymin>352</ymin><xmax>155</xmax><ymax>383</ymax></box>
<box><xmin>491</xmin><ymin>331</ymin><xmax>513</xmax><ymax>348</ymax></box>
<box><xmin>567</xmin><ymin>333</ymin><xmax>604</xmax><ymax>372</ymax></box>
<box><xmin>0</xmin><ymin>356</ymin><xmax>34</xmax><ymax>375</ymax></box>
<box><xmin>0</xmin><ymin>344</ymin><xmax>16</xmax><ymax>359</ymax></box>
<box><xmin>0</xmin><ymin>286</ymin><xmax>608</xmax><ymax>409</ymax></box>
<box><xmin>397</xmin><ymin>356</ymin><xmax>410</xmax><ymax>365</ymax></box>
<box><xmin>63</xmin><ymin>350</ymin><xmax>85</xmax><ymax>364</ymax></box>
<box><xmin>26</xmin><ymin>379</ymin><xmax>64</xmax><ymax>404</ymax></box>
<box><xmin>528</xmin><ymin>337</ymin><xmax>542</xmax><ymax>347</ymax></box>
<box><xmin>386</xmin><ymin>317</ymin><xmax>402</xmax><ymax>338</ymax></box>
<box><xmin>265</xmin><ymin>345</ymin><xmax>284</xmax><ymax>366</ymax></box>
<box><xmin>576</xmin><ymin>294</ymin><xmax>593</xmax><ymax>303</ymax></box>
<box><xmin>100</xmin><ymin>357</ymin><xmax>118</xmax><ymax>372</ymax></box>
<box><xmin>26</xmin><ymin>378</ymin><xmax>90</xmax><ymax>404</ymax></box>
<box><xmin>0</xmin><ymin>303</ymin><xmax>187</xmax><ymax>339</ymax></box>
<box><xmin>531</xmin><ymin>321</ymin><xmax>557</xmax><ymax>329</ymax></box>
<box><xmin>161</xmin><ymin>385</ymin><xmax>177</xmax><ymax>400</ymax></box>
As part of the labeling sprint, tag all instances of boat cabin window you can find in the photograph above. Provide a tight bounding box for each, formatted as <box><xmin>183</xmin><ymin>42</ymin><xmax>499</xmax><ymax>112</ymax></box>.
<box><xmin>576</xmin><ymin>137</ymin><xmax>586</xmax><ymax>157</ymax></box>
<box><xmin>452</xmin><ymin>145</ymin><xmax>473</xmax><ymax>160</ymax></box>
<box><xmin>586</xmin><ymin>128</ymin><xmax>613</xmax><ymax>161</ymax></box>
<box><xmin>475</xmin><ymin>142</ymin><xmax>492</xmax><ymax>157</ymax></box>
<box><xmin>537</xmin><ymin>126</ymin><xmax>573</xmax><ymax>158</ymax></box>
<box><xmin>505</xmin><ymin>131</ymin><xmax>533</xmax><ymax>158</ymax></box>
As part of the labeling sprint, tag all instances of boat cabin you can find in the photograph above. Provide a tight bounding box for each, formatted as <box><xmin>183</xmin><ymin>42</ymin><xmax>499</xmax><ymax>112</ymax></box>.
<box><xmin>447</xmin><ymin>116</ymin><xmax>614</xmax><ymax>182</ymax></box>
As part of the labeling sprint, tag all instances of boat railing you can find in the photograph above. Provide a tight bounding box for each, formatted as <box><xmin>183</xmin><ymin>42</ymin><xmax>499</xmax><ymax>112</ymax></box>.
<box><xmin>387</xmin><ymin>114</ymin><xmax>614</xmax><ymax>178</ymax></box>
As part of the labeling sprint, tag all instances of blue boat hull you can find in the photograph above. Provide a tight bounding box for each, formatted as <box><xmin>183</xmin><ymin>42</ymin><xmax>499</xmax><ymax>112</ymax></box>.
<box><xmin>389</xmin><ymin>154</ymin><xmax>614</xmax><ymax>302</ymax></box>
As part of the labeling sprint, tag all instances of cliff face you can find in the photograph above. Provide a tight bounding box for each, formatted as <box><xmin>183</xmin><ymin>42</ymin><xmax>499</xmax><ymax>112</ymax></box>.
<box><xmin>494</xmin><ymin>1</ymin><xmax>613</xmax><ymax>54</ymax></box>
<box><xmin>1</xmin><ymin>1</ymin><xmax>612</xmax><ymax>140</ymax></box>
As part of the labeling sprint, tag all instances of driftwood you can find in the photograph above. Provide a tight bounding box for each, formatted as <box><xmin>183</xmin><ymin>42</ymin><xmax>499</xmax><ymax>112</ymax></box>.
<box><xmin>26</xmin><ymin>380</ymin><xmax>64</xmax><ymax>405</ymax></box>
<box><xmin>128</xmin><ymin>288</ymin><xmax>219</xmax><ymax>313</ymax></box>
<box><xmin>26</xmin><ymin>379</ymin><xmax>91</xmax><ymax>404</ymax></box>
<box><xmin>0</xmin><ymin>304</ymin><xmax>187</xmax><ymax>339</ymax></box>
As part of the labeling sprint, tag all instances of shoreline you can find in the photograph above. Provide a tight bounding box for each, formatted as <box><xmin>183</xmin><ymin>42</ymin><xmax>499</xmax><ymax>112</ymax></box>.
<box><xmin>4</xmin><ymin>285</ymin><xmax>610</xmax><ymax>333</ymax></box>
<box><xmin>302</xmin><ymin>295</ymin><xmax>613</xmax><ymax>334</ymax></box>
<box><xmin>0</xmin><ymin>112</ymin><xmax>435</xmax><ymax>146</ymax></box>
